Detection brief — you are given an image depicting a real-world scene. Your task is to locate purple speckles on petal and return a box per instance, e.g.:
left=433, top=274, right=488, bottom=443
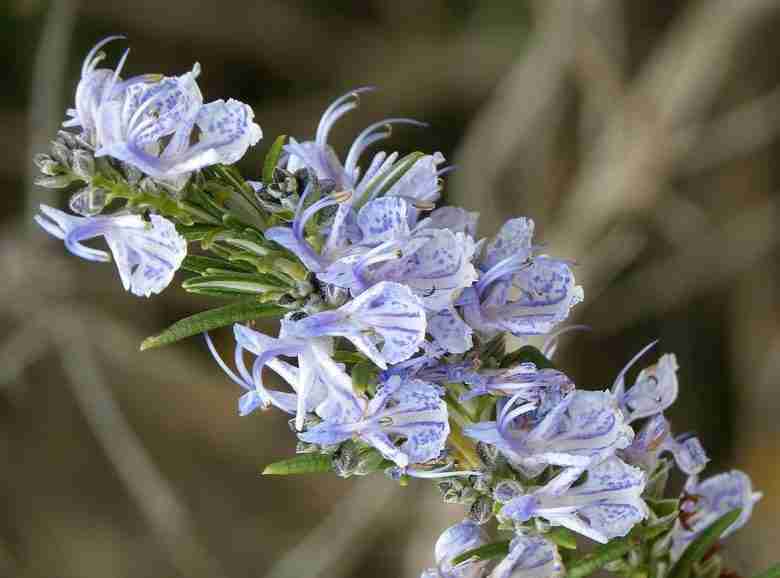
left=35, top=205, right=186, bottom=297
left=356, top=197, right=412, bottom=245
left=670, top=470, right=762, bottom=560
left=300, top=377, right=448, bottom=468
left=502, top=458, right=647, bottom=543
left=489, top=535, right=563, bottom=578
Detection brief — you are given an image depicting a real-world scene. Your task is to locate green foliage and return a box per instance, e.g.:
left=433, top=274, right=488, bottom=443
left=668, top=509, right=742, bottom=578
left=501, top=345, right=557, bottom=369
left=548, top=527, right=578, bottom=550
left=353, top=152, right=425, bottom=208
left=352, top=361, right=379, bottom=395
left=452, top=540, right=511, bottom=566
left=140, top=299, right=287, bottom=350
left=565, top=515, right=678, bottom=578
left=262, top=453, right=333, bottom=475
left=263, top=135, right=287, bottom=185
left=752, top=564, right=780, bottom=578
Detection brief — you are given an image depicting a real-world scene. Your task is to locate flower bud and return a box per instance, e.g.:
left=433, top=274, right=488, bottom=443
left=493, top=479, right=524, bottom=503
left=34, top=174, right=74, bottom=189
left=70, top=149, right=95, bottom=180
left=33, top=153, right=63, bottom=176
left=333, top=445, right=359, bottom=478
left=468, top=495, right=493, bottom=525
left=50, top=139, right=71, bottom=166
left=69, top=186, right=108, bottom=217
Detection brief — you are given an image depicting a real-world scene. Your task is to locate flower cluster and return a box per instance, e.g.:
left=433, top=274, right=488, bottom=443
left=34, top=38, right=767, bottom=578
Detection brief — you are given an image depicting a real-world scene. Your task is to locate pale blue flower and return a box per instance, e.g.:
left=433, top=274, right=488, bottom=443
left=501, top=457, right=648, bottom=543
left=488, top=535, right=563, bottom=578
left=459, top=364, right=574, bottom=403
left=611, top=343, right=679, bottom=422
left=670, top=470, right=762, bottom=560
left=285, top=88, right=444, bottom=206
left=282, top=281, right=427, bottom=369
left=621, top=414, right=709, bottom=476
left=418, top=207, right=479, bottom=237
left=206, top=282, right=426, bottom=426
left=422, top=520, right=490, bottom=578
left=427, top=307, right=474, bottom=354
left=35, top=204, right=186, bottom=297
left=96, top=68, right=262, bottom=181
left=264, top=184, right=354, bottom=272
left=338, top=227, right=479, bottom=311
left=462, top=218, right=583, bottom=339
left=299, top=376, right=450, bottom=469
left=464, top=390, right=633, bottom=477
left=64, top=37, right=262, bottom=185
left=204, top=325, right=332, bottom=417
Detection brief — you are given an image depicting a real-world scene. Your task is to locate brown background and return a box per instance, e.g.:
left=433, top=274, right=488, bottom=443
left=1, top=1, right=779, bottom=576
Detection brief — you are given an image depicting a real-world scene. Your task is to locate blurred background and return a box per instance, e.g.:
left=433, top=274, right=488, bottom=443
left=2, top=0, right=779, bottom=576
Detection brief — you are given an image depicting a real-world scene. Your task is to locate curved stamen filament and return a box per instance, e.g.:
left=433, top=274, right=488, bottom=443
left=315, top=86, right=375, bottom=146
left=344, top=118, right=427, bottom=177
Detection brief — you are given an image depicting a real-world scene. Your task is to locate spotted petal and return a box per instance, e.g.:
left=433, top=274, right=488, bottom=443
left=489, top=535, right=563, bottom=578
left=618, top=353, right=679, bottom=422
left=35, top=205, right=186, bottom=297
left=420, top=206, right=480, bottom=237
left=376, top=229, right=478, bottom=311
left=427, top=308, right=473, bottom=354
left=482, top=217, right=534, bottom=270
left=356, top=196, right=412, bottom=245
left=502, top=458, right=648, bottom=543
left=423, top=520, right=489, bottom=578
left=285, top=281, right=426, bottom=368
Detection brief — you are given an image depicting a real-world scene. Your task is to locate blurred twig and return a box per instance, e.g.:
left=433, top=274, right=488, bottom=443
left=450, top=0, right=576, bottom=234
left=264, top=479, right=404, bottom=578
left=25, top=0, right=76, bottom=230
left=1, top=304, right=230, bottom=578
left=676, top=85, right=780, bottom=176
left=587, top=202, right=778, bottom=335
left=547, top=0, right=780, bottom=262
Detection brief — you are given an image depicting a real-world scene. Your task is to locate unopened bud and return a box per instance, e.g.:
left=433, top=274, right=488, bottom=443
left=33, top=153, right=62, bottom=176
left=468, top=495, right=493, bottom=525
left=50, top=139, right=71, bottom=166
left=476, top=442, right=499, bottom=469
left=34, top=174, right=74, bottom=189
left=333, top=445, right=359, bottom=478
left=123, top=163, right=143, bottom=184
left=69, top=186, right=108, bottom=217
left=493, top=480, right=524, bottom=503
left=70, top=149, right=95, bottom=180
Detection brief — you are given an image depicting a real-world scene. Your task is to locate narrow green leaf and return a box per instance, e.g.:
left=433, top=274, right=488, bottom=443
left=647, top=498, right=680, bottom=519
left=182, top=273, right=290, bottom=294
left=182, top=255, right=255, bottom=275
left=548, top=527, right=578, bottom=550
left=480, top=333, right=506, bottom=360
left=352, top=361, right=379, bottom=395
left=452, top=541, right=511, bottom=566
left=332, top=350, right=369, bottom=364
left=501, top=345, right=556, bottom=369
left=140, top=300, right=286, bottom=350
left=354, top=152, right=424, bottom=208
left=566, top=520, right=682, bottom=578
left=667, top=509, right=742, bottom=578
left=263, top=134, right=287, bottom=185
left=752, top=563, right=780, bottom=578
left=262, top=453, right=332, bottom=475
left=177, top=224, right=223, bottom=241
left=565, top=537, right=637, bottom=578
